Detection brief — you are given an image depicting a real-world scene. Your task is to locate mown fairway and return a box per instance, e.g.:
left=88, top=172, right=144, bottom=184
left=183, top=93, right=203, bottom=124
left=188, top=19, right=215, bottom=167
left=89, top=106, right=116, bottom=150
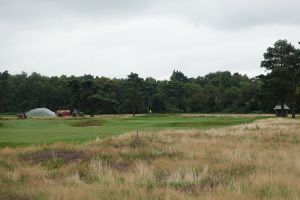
left=0, top=115, right=267, bottom=147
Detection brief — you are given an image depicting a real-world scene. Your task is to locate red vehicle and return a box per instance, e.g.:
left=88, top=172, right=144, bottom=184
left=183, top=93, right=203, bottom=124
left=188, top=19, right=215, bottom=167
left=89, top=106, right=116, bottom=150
left=56, top=110, right=71, bottom=117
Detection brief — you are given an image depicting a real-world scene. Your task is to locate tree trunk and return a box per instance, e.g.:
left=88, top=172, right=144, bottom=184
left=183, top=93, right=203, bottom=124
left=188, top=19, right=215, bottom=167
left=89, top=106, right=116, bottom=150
left=280, top=101, right=285, bottom=117
left=292, top=75, right=296, bottom=119
left=132, top=106, right=136, bottom=117
left=292, top=103, right=296, bottom=119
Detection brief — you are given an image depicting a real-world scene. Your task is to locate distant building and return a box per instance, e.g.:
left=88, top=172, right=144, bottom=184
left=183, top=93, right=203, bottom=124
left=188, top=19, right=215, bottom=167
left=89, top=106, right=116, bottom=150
left=273, top=104, right=290, bottom=117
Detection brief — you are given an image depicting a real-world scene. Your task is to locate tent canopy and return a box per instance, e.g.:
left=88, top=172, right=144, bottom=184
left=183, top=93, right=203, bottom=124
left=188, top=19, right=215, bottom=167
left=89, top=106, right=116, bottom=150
left=26, top=108, right=56, bottom=117
left=273, top=104, right=290, bottom=110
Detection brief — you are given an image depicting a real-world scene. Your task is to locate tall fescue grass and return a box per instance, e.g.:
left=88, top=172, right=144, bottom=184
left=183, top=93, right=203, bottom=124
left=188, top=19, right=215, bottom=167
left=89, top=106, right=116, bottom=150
left=0, top=118, right=299, bottom=200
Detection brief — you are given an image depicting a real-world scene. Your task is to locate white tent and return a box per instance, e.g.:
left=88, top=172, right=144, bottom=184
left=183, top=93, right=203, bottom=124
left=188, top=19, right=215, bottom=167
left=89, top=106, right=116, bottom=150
left=26, top=108, right=56, bottom=117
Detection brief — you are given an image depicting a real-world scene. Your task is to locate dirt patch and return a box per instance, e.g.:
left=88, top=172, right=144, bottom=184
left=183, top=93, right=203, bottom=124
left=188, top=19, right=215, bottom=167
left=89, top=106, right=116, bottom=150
left=20, top=149, right=85, bottom=164
left=72, top=120, right=102, bottom=127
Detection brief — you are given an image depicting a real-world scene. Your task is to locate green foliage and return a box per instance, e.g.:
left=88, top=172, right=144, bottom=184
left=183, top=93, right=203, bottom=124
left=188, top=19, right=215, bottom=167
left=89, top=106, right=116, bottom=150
left=169, top=181, right=195, bottom=191
left=1, top=41, right=300, bottom=115
left=124, top=73, right=144, bottom=116
left=170, top=70, right=188, bottom=83
left=0, top=190, right=33, bottom=200
left=154, top=169, right=170, bottom=184
left=45, top=158, right=65, bottom=170
left=224, top=163, right=257, bottom=178
left=260, top=39, right=300, bottom=116
left=0, top=68, right=289, bottom=115
left=76, top=161, right=99, bottom=183
left=94, top=154, right=114, bottom=165
left=120, top=149, right=182, bottom=161
left=256, top=184, right=273, bottom=199
left=0, top=160, right=14, bottom=170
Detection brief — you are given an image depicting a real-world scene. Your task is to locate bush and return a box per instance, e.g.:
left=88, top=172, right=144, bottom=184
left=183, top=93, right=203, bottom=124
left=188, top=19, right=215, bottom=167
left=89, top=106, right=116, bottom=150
left=0, top=161, right=14, bottom=170
left=121, top=149, right=182, bottom=161
left=45, top=158, right=65, bottom=170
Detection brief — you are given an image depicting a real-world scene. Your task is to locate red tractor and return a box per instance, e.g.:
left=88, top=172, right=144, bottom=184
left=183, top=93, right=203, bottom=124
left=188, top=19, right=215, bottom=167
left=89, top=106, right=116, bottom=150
left=56, top=109, right=84, bottom=117
left=56, top=110, right=71, bottom=117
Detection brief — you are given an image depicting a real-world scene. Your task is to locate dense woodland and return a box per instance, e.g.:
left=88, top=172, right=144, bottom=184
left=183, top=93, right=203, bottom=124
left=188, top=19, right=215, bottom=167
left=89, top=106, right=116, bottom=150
left=1, top=39, right=300, bottom=115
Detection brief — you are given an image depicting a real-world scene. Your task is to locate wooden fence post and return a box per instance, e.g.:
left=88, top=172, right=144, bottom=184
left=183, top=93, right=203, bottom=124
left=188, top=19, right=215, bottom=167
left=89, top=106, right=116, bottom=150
left=136, top=130, right=139, bottom=147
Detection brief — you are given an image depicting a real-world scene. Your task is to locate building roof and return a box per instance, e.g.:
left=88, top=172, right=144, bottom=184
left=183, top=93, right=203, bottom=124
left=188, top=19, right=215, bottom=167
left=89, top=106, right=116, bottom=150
left=273, top=104, right=290, bottom=110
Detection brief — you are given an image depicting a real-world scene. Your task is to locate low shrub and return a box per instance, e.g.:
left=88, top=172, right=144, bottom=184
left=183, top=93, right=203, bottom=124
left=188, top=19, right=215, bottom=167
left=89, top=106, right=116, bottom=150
left=76, top=161, right=99, bottom=184
left=0, top=190, right=32, bottom=200
left=121, top=149, right=183, bottom=161
left=44, top=157, right=65, bottom=170
left=20, top=149, right=85, bottom=164
left=0, top=160, right=14, bottom=170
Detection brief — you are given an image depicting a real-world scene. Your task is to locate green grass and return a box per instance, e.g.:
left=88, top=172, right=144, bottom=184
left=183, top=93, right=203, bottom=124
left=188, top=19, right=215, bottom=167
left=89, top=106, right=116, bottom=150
left=0, top=114, right=268, bottom=147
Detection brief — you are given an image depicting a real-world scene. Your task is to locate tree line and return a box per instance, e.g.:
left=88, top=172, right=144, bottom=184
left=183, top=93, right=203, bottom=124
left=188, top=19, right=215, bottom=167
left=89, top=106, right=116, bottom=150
left=1, top=39, right=300, bottom=116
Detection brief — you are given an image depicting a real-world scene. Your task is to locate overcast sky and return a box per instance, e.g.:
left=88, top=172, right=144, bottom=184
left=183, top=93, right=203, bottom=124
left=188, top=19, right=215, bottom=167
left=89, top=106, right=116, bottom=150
left=1, top=0, right=300, bottom=79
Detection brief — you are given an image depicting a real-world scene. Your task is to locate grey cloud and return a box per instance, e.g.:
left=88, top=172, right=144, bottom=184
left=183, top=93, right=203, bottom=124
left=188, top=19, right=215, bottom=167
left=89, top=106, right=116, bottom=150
left=150, top=0, right=300, bottom=29
left=1, top=0, right=300, bottom=78
left=2, top=0, right=300, bottom=29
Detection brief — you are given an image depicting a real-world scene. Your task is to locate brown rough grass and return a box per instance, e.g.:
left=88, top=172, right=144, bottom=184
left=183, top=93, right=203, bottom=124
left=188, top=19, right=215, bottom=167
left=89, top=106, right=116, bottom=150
left=0, top=117, right=299, bottom=200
